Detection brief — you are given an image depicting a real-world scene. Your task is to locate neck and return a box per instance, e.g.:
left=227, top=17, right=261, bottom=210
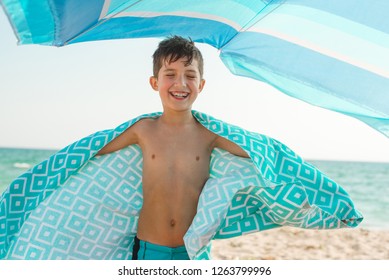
left=159, top=109, right=195, bottom=126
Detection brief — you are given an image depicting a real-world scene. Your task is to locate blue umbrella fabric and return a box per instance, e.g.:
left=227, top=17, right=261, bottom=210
left=1, top=0, right=389, bottom=136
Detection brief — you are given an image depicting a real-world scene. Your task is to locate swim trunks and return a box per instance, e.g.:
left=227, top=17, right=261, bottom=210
left=132, top=236, right=190, bottom=260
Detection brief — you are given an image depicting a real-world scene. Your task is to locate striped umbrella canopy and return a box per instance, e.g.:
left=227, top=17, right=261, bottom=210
left=2, top=0, right=389, bottom=137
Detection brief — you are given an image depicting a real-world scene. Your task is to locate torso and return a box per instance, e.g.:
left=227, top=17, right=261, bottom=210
left=134, top=117, right=217, bottom=247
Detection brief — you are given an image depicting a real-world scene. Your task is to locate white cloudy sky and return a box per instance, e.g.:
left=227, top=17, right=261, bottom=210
left=1, top=9, right=388, bottom=162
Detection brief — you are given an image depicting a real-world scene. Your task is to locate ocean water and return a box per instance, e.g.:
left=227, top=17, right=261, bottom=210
left=0, top=147, right=388, bottom=229
left=309, top=160, right=389, bottom=229
left=0, top=148, right=57, bottom=195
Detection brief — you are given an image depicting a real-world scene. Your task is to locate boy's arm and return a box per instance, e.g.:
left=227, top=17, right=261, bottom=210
left=213, top=136, right=250, bottom=158
left=97, top=125, right=139, bottom=155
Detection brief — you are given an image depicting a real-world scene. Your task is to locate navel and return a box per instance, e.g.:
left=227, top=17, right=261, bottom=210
left=196, top=156, right=200, bottom=161
left=151, top=154, right=155, bottom=159
left=170, top=219, right=176, bottom=227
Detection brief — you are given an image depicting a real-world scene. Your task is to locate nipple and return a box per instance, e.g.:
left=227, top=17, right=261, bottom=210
left=170, top=219, right=176, bottom=227
left=151, top=154, right=156, bottom=159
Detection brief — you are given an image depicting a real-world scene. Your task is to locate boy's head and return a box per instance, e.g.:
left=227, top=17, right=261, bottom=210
left=152, top=36, right=204, bottom=79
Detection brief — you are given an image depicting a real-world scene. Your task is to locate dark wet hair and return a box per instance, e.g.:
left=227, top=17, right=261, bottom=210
left=152, top=35, right=204, bottom=78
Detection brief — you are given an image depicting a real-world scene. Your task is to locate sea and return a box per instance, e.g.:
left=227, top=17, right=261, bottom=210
left=0, top=147, right=388, bottom=230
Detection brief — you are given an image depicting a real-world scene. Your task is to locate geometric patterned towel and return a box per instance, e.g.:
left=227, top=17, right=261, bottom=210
left=0, top=111, right=363, bottom=260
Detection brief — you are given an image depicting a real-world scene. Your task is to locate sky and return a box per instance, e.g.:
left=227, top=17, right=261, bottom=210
left=0, top=9, right=388, bottom=162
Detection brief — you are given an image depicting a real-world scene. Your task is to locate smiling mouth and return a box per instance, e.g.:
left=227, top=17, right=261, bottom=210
left=170, top=92, right=189, bottom=99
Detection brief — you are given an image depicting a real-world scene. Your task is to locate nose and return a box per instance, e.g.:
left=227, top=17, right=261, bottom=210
left=174, top=75, right=187, bottom=87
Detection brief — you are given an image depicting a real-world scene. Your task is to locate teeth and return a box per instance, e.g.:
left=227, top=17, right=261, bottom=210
left=172, top=92, right=188, bottom=97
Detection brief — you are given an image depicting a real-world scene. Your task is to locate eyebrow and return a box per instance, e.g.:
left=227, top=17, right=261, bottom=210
left=163, top=69, right=198, bottom=73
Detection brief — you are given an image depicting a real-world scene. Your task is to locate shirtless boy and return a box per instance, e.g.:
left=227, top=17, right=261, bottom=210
left=98, top=36, right=248, bottom=260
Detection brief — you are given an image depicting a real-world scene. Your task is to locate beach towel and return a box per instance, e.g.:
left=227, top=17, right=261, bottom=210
left=0, top=111, right=363, bottom=260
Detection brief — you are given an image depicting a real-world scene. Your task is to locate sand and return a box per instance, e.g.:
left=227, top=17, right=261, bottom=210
left=211, top=227, right=389, bottom=260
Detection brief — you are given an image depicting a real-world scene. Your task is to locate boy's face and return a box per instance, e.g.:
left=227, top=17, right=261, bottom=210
left=150, top=57, right=205, bottom=113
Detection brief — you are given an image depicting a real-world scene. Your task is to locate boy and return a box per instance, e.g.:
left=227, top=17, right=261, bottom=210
left=98, top=36, right=249, bottom=260
left=0, top=37, right=362, bottom=261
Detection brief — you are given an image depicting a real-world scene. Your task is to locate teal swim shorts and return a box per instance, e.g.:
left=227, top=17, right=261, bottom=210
left=132, top=236, right=190, bottom=260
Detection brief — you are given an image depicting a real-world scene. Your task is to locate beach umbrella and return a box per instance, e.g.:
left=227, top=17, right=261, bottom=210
left=1, top=0, right=389, bottom=137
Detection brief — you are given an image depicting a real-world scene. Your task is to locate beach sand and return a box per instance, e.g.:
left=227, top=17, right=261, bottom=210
left=211, top=227, right=389, bottom=260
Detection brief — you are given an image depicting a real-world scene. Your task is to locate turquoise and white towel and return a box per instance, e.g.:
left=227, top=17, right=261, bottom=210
left=0, top=111, right=363, bottom=259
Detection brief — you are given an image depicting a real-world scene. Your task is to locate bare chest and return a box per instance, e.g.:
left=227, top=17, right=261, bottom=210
left=138, top=122, right=216, bottom=188
left=143, top=132, right=211, bottom=170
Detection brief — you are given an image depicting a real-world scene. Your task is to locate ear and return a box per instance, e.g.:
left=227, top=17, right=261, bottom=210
left=149, top=76, right=158, bottom=91
left=198, top=79, right=206, bottom=93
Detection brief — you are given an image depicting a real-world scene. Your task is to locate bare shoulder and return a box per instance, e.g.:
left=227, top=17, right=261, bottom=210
left=97, top=118, right=156, bottom=155
left=134, top=117, right=157, bottom=129
left=195, top=121, right=219, bottom=143
left=132, top=117, right=158, bottom=136
left=121, top=117, right=160, bottom=141
left=213, top=135, right=250, bottom=158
